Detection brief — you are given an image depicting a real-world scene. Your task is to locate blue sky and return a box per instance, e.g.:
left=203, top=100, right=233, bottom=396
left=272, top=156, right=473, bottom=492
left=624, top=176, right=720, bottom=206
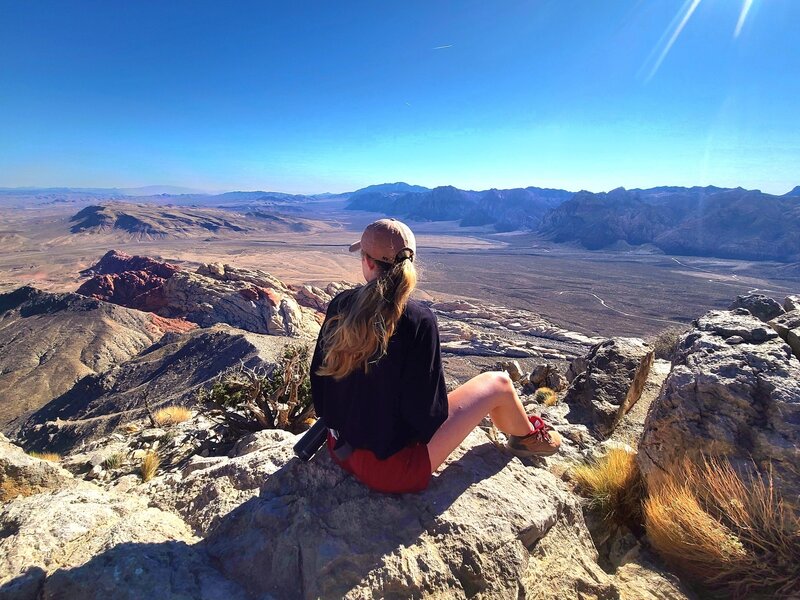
left=1, top=0, right=798, bottom=194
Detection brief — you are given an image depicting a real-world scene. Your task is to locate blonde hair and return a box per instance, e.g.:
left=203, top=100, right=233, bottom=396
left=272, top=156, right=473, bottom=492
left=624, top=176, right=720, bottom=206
left=316, top=251, right=417, bottom=380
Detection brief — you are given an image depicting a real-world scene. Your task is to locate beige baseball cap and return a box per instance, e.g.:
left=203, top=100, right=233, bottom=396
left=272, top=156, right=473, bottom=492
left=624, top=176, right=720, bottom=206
left=349, top=218, right=416, bottom=264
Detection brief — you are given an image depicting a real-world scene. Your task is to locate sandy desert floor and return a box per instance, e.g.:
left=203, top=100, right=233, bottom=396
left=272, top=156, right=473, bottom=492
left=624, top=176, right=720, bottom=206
left=2, top=199, right=798, bottom=338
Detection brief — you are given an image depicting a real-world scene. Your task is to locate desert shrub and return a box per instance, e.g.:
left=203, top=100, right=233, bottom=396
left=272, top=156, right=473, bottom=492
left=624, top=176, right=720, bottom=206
left=572, top=447, right=644, bottom=527
left=102, top=453, right=125, bottom=470
left=200, top=344, right=314, bottom=435
left=28, top=451, right=60, bottom=462
left=140, top=451, right=160, bottom=482
left=644, top=457, right=800, bottom=599
left=153, top=405, right=192, bottom=427
left=648, top=325, right=688, bottom=362
left=533, top=387, right=558, bottom=406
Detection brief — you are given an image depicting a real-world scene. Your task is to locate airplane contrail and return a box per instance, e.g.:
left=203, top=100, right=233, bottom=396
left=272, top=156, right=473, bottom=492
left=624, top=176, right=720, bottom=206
left=432, top=44, right=453, bottom=50
left=646, top=0, right=702, bottom=82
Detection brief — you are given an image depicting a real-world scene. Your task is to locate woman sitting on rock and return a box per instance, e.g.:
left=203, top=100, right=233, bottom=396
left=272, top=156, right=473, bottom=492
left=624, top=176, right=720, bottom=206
left=310, top=218, right=560, bottom=494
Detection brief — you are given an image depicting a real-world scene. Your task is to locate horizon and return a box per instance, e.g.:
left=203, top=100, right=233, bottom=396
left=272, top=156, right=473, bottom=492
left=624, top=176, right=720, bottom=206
left=1, top=180, right=799, bottom=198
left=2, top=1, right=799, bottom=195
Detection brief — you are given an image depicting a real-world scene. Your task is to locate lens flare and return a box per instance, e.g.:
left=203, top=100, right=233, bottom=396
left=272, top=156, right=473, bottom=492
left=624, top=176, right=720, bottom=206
left=645, top=0, right=703, bottom=82
left=734, top=0, right=754, bottom=38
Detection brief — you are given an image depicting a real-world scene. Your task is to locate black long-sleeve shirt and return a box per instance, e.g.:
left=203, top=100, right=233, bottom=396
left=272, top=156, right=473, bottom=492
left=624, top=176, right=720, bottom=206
left=310, top=289, right=449, bottom=460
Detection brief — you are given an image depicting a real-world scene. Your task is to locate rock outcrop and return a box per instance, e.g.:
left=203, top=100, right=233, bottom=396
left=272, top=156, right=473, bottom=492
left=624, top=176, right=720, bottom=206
left=638, top=309, right=800, bottom=510
left=770, top=309, right=800, bottom=361
left=77, top=249, right=180, bottom=312
left=0, top=286, right=193, bottom=432
left=784, top=295, right=800, bottom=312
left=728, top=293, right=785, bottom=322
left=203, top=430, right=616, bottom=599
left=18, top=324, right=299, bottom=453
left=563, top=338, right=654, bottom=438
left=0, top=486, right=247, bottom=600
left=78, top=252, right=321, bottom=338
left=432, top=299, right=601, bottom=360
left=0, top=433, right=76, bottom=501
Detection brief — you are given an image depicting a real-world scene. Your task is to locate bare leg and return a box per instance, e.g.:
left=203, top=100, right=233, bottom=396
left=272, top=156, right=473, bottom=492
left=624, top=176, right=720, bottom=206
left=426, top=371, right=532, bottom=472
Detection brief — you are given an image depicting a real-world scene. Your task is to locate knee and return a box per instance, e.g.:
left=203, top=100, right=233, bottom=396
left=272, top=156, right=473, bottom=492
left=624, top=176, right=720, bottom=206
left=486, top=370, right=515, bottom=397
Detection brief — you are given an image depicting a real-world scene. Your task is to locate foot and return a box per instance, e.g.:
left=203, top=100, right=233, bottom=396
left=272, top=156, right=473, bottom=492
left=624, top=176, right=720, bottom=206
left=506, top=415, right=561, bottom=457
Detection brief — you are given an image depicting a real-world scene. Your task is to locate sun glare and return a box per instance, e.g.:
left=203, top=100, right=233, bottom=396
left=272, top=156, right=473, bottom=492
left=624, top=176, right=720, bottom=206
left=734, top=0, right=754, bottom=38
left=645, top=0, right=758, bottom=82
left=645, top=0, right=703, bottom=82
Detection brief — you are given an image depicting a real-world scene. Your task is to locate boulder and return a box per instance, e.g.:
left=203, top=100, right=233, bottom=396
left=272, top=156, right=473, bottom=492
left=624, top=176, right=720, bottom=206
left=203, top=430, right=616, bottom=599
left=0, top=434, right=76, bottom=501
left=784, top=295, right=800, bottom=312
left=0, top=487, right=246, bottom=600
left=638, top=310, right=800, bottom=511
left=565, top=355, right=588, bottom=383
left=728, top=293, right=784, bottom=322
left=495, top=359, right=524, bottom=382
left=563, top=338, right=654, bottom=438
left=770, top=309, right=800, bottom=361
left=529, top=364, right=568, bottom=391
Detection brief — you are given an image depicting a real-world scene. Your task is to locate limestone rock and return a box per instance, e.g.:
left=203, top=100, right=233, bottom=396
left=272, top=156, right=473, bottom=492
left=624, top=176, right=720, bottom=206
left=495, top=360, right=523, bottom=382
left=564, top=338, right=654, bottom=439
left=613, top=558, right=696, bottom=600
left=566, top=354, right=588, bottom=383
left=784, top=294, right=800, bottom=312
left=770, top=309, right=800, bottom=361
left=77, top=252, right=320, bottom=337
left=291, top=281, right=353, bottom=312
left=638, top=310, right=800, bottom=510
left=204, top=430, right=615, bottom=599
left=161, top=266, right=320, bottom=337
left=0, top=487, right=246, bottom=600
left=529, top=364, right=569, bottom=391
left=0, top=433, right=76, bottom=501
left=142, top=429, right=298, bottom=535
left=728, top=293, right=784, bottom=322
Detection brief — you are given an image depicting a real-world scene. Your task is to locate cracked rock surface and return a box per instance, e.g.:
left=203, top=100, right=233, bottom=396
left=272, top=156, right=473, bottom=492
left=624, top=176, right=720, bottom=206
left=638, top=309, right=800, bottom=510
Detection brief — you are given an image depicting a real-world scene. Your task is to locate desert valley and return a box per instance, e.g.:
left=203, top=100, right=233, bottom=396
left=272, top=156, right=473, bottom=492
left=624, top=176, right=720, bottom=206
left=1, top=183, right=799, bottom=599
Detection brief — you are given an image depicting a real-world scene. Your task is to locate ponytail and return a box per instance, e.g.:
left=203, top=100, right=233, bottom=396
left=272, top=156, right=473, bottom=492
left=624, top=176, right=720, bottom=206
left=316, top=250, right=417, bottom=380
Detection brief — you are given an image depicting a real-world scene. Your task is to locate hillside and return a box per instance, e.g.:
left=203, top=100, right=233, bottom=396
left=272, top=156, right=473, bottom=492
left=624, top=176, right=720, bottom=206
left=346, top=185, right=571, bottom=229
left=68, top=202, right=327, bottom=239
left=0, top=286, right=194, bottom=431
left=541, top=187, right=800, bottom=261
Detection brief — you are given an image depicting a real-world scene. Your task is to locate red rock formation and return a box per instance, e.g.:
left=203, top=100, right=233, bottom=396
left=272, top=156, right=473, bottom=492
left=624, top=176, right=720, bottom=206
left=80, top=249, right=181, bottom=279
left=76, top=250, right=180, bottom=312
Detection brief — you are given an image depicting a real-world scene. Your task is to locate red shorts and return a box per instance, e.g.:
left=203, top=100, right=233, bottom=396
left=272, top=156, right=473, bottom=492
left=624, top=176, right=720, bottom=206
left=326, top=433, right=432, bottom=494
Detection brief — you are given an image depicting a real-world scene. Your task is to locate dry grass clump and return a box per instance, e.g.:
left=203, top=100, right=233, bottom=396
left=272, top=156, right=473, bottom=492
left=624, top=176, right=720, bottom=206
left=153, top=405, right=192, bottom=427
left=102, top=453, right=125, bottom=470
left=644, top=457, right=800, bottom=599
left=140, top=451, right=160, bottom=482
left=648, top=325, right=688, bottom=362
left=1, top=478, right=35, bottom=502
left=28, top=451, right=61, bottom=462
left=572, top=447, right=644, bottom=526
left=533, top=387, right=558, bottom=407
